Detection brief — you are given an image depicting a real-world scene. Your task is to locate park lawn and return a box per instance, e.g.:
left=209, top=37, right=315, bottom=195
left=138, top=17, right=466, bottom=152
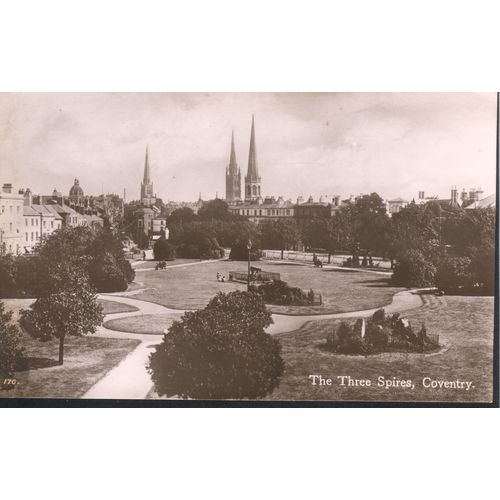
left=0, top=299, right=141, bottom=399
left=125, top=260, right=404, bottom=314
left=98, top=299, right=139, bottom=315
left=104, top=312, right=184, bottom=335
left=263, top=296, right=494, bottom=403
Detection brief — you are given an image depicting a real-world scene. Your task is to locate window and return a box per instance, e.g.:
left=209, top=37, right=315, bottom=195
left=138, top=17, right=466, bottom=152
left=31, top=219, right=34, bottom=226
left=1, top=206, right=4, bottom=213
left=25, top=232, right=28, bottom=242
left=9, top=222, right=12, bottom=232
left=51, top=221, right=54, bottom=228
left=17, top=206, right=20, bottom=213
left=31, top=232, right=33, bottom=241
left=25, top=219, right=28, bottom=226
left=9, top=205, right=12, bottom=213
left=43, top=221, right=46, bottom=228
left=35, top=232, right=38, bottom=239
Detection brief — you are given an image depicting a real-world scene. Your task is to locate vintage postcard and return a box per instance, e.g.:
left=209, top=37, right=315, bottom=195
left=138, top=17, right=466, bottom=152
left=0, top=92, right=497, bottom=406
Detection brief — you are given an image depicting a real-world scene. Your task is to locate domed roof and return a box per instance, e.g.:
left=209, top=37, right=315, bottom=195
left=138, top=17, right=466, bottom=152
left=69, top=178, right=84, bottom=197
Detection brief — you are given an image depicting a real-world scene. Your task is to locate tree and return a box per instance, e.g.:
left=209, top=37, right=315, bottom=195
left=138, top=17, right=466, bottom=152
left=0, top=301, right=23, bottom=378
left=167, top=207, right=198, bottom=225
left=435, top=256, right=473, bottom=294
left=20, top=264, right=104, bottom=365
left=261, top=219, right=300, bottom=259
left=0, top=255, right=18, bottom=298
left=148, top=290, right=284, bottom=399
left=153, top=237, right=176, bottom=261
left=197, top=199, right=232, bottom=221
left=351, top=193, right=390, bottom=256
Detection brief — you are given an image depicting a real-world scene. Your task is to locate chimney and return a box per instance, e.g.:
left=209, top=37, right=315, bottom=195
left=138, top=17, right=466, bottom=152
left=469, top=188, right=476, bottom=201
left=296, top=196, right=304, bottom=205
left=418, top=190, right=425, bottom=200
left=2, top=183, right=12, bottom=194
left=451, top=186, right=458, bottom=204
left=24, top=188, right=32, bottom=207
left=461, top=189, right=467, bottom=202
left=333, top=195, right=340, bottom=206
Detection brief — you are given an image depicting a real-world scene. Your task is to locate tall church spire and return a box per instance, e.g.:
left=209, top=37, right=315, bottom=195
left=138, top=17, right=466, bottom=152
left=244, top=115, right=261, bottom=201
left=247, top=115, right=259, bottom=180
left=140, top=145, right=155, bottom=206
left=143, top=145, right=151, bottom=184
left=225, top=130, right=241, bottom=201
left=229, top=130, right=237, bottom=171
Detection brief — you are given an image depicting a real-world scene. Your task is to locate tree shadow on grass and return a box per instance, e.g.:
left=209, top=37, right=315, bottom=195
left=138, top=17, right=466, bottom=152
left=16, top=357, right=59, bottom=371
left=354, top=277, right=394, bottom=288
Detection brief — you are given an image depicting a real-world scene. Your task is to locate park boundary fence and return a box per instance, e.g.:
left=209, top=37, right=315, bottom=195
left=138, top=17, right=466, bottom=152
left=260, top=250, right=391, bottom=269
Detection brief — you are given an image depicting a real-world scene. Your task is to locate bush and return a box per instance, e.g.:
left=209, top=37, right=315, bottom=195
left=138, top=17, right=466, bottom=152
left=324, top=308, right=439, bottom=355
left=0, top=301, right=23, bottom=379
left=177, top=237, right=224, bottom=260
left=148, top=290, right=284, bottom=399
left=435, top=256, right=473, bottom=294
left=251, top=280, right=313, bottom=306
left=469, top=244, right=495, bottom=295
left=393, top=249, right=437, bottom=287
left=153, top=237, right=176, bottom=261
left=229, top=241, right=261, bottom=261
left=0, top=255, right=18, bottom=298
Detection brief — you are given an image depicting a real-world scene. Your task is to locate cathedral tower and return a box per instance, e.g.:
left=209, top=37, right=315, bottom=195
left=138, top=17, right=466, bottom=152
left=245, top=115, right=261, bottom=201
left=140, top=146, right=155, bottom=206
left=225, top=130, right=241, bottom=201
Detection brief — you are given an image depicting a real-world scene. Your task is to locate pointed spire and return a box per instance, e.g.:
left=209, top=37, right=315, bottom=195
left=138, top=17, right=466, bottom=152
left=143, top=145, right=151, bottom=184
left=229, top=129, right=237, bottom=170
left=247, top=115, right=259, bottom=180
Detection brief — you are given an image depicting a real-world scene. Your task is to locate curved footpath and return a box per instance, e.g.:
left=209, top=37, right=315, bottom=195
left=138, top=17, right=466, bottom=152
left=82, top=284, right=428, bottom=399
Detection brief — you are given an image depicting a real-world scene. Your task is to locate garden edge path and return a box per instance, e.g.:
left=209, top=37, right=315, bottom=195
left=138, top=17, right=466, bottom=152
left=82, top=288, right=429, bottom=399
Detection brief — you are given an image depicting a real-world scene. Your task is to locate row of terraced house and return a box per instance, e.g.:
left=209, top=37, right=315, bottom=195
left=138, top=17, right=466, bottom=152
left=0, top=182, right=104, bottom=255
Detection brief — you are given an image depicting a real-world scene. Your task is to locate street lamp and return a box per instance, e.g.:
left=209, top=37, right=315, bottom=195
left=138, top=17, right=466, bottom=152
left=247, top=239, right=252, bottom=291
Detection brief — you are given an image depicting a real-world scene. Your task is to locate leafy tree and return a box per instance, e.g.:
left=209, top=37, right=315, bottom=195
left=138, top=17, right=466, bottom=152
left=197, top=199, right=232, bottom=221
left=153, top=237, right=176, bottom=261
left=148, top=290, right=284, bottom=399
left=0, top=301, right=23, bottom=378
left=261, top=219, right=300, bottom=259
left=351, top=193, right=390, bottom=256
left=20, top=264, right=104, bottom=365
left=167, top=207, right=198, bottom=225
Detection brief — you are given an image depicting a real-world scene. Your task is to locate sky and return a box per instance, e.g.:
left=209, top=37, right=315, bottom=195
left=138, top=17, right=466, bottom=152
left=0, top=92, right=497, bottom=203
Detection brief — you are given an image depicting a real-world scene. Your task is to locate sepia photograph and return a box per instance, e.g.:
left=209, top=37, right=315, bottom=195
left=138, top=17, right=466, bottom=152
left=0, top=92, right=497, bottom=405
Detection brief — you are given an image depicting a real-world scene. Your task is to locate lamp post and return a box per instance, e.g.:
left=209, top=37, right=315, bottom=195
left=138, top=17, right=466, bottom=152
left=247, top=239, right=252, bottom=291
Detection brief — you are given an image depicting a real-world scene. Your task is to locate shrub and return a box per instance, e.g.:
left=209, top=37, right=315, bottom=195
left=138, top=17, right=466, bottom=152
left=177, top=238, right=224, bottom=260
left=0, top=301, right=23, bottom=379
left=393, top=249, right=437, bottom=287
left=153, top=237, right=176, bottom=261
left=0, top=255, right=18, bottom=298
left=148, top=290, right=284, bottom=399
left=324, top=308, right=438, bottom=355
left=469, top=244, right=495, bottom=295
left=251, top=280, right=313, bottom=306
left=229, top=241, right=261, bottom=261
left=435, top=256, right=473, bottom=294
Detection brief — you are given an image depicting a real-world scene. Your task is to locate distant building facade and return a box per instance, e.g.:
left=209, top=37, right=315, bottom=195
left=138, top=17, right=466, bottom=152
left=0, top=183, right=24, bottom=255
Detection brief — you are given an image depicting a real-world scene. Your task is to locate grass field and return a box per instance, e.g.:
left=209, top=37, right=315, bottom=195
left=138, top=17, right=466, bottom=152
left=98, top=299, right=138, bottom=315
left=124, top=260, right=403, bottom=314
left=263, top=296, right=494, bottom=403
left=104, top=312, right=184, bottom=334
left=0, top=299, right=141, bottom=399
